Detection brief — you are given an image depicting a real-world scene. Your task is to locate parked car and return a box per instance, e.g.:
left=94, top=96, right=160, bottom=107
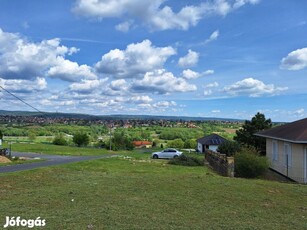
left=152, top=148, right=182, bottom=159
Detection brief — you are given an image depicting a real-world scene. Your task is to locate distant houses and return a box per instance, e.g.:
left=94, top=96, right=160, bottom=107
left=197, top=134, right=226, bottom=153
left=255, top=118, right=307, bottom=184
left=132, top=141, right=153, bottom=148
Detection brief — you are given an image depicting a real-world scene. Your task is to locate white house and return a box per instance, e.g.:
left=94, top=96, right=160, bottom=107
left=197, top=134, right=227, bottom=153
left=255, top=118, right=307, bottom=184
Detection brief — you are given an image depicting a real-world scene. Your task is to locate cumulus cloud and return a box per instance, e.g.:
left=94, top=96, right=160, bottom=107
left=73, top=0, right=260, bottom=31
left=0, top=77, right=47, bottom=93
left=0, top=28, right=96, bottom=82
left=182, top=69, right=214, bottom=79
left=130, top=95, right=153, bottom=104
left=95, top=40, right=176, bottom=78
left=223, top=78, right=288, bottom=97
left=204, top=30, right=219, bottom=44
left=131, top=69, right=197, bottom=94
left=178, top=50, right=199, bottom=68
left=280, top=47, right=307, bottom=70
left=69, top=78, right=108, bottom=94
left=47, top=57, right=97, bottom=82
left=182, top=69, right=201, bottom=79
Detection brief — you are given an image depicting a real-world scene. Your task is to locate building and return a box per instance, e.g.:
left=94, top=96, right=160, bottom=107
left=255, top=118, right=307, bottom=184
left=197, top=134, right=227, bottom=153
left=132, top=141, right=153, bottom=148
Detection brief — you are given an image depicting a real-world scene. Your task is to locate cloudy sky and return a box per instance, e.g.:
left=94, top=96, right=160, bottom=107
left=0, top=0, right=306, bottom=121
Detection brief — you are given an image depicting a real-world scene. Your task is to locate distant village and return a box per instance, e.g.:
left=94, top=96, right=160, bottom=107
left=0, top=115, right=241, bottom=128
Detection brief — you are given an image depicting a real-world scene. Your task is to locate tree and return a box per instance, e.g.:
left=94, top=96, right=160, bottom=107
left=0, top=130, right=3, bottom=140
left=53, top=133, right=68, bottom=146
left=168, top=138, right=184, bottom=149
left=234, top=112, right=272, bottom=154
left=217, top=141, right=241, bottom=156
left=184, top=139, right=197, bottom=149
left=73, top=133, right=90, bottom=147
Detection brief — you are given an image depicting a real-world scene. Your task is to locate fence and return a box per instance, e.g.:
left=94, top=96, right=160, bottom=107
left=205, top=150, right=234, bottom=177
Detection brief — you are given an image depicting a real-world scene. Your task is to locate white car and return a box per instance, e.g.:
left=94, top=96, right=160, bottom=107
left=152, top=148, right=182, bottom=159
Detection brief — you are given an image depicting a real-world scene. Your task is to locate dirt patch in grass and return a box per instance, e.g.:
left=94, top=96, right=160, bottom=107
left=0, top=156, right=11, bottom=163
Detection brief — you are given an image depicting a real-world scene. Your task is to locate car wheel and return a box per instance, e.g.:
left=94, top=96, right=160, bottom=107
left=173, top=155, right=179, bottom=159
left=152, top=154, right=158, bottom=159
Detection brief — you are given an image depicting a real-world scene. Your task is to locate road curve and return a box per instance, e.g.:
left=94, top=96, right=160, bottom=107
left=0, top=152, right=117, bottom=174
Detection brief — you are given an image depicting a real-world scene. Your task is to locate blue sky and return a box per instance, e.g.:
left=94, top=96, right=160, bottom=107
left=0, top=0, right=306, bottom=122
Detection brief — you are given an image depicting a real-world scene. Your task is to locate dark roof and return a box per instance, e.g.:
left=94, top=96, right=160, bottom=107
left=197, top=134, right=227, bottom=145
left=255, top=118, right=307, bottom=143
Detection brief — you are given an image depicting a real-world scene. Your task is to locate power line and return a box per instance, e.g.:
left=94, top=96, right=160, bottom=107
left=0, top=85, right=45, bottom=115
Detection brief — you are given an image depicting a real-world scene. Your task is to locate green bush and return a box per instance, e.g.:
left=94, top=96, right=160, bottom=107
left=168, top=154, right=203, bottom=167
left=73, top=133, right=90, bottom=147
left=217, top=141, right=241, bottom=156
left=52, top=134, right=68, bottom=146
left=234, top=150, right=269, bottom=178
left=168, top=138, right=184, bottom=149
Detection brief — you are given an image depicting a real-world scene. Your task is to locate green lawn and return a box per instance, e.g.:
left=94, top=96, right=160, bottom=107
left=2, top=142, right=111, bottom=156
left=0, top=152, right=306, bottom=229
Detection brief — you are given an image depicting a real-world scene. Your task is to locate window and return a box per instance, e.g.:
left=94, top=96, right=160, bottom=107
left=272, top=140, right=278, bottom=161
left=284, top=143, right=292, bottom=167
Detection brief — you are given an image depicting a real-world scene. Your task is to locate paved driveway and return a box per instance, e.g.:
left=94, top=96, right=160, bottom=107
left=0, top=152, right=116, bottom=174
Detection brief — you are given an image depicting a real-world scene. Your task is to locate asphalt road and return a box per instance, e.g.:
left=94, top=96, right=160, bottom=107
left=0, top=152, right=116, bottom=174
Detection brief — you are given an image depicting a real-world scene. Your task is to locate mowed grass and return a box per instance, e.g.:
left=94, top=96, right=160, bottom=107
left=0, top=154, right=307, bottom=229
left=2, top=142, right=111, bottom=156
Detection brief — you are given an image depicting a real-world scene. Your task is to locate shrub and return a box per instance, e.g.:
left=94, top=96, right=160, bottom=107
left=168, top=154, right=203, bottom=167
left=217, top=141, right=241, bottom=156
left=73, top=133, right=90, bottom=147
left=53, top=134, right=68, bottom=146
left=234, top=149, right=269, bottom=178
left=168, top=138, right=184, bottom=149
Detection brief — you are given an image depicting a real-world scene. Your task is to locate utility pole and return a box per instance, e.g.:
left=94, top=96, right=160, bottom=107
left=109, top=126, right=112, bottom=151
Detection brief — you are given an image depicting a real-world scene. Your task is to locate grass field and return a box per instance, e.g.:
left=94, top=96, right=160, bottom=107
left=0, top=150, right=307, bottom=229
left=2, top=142, right=111, bottom=156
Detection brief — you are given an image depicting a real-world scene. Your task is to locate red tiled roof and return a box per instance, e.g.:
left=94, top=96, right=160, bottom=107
left=132, top=141, right=152, bottom=146
left=255, top=118, right=307, bottom=143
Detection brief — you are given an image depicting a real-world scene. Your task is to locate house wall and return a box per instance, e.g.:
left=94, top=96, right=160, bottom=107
left=197, top=143, right=203, bottom=153
left=266, top=138, right=307, bottom=183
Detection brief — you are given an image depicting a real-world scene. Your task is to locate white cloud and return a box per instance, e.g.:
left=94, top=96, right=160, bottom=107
left=205, top=82, right=219, bottom=88
left=0, top=28, right=95, bottom=82
left=204, top=30, right=219, bottom=44
left=203, top=69, right=215, bottom=75
left=131, top=69, right=197, bottom=94
left=73, top=0, right=259, bottom=31
left=153, top=101, right=177, bottom=108
left=204, top=89, right=212, bottom=96
left=115, top=21, right=133, bottom=32
left=95, top=39, right=176, bottom=78
left=182, top=69, right=214, bottom=79
left=130, top=95, right=153, bottom=104
left=182, top=69, right=201, bottom=79
left=223, top=78, right=288, bottom=97
left=293, top=108, right=305, bottom=117
left=69, top=78, right=108, bottom=94
left=280, top=47, right=307, bottom=70
left=178, top=50, right=199, bottom=68
left=211, top=109, right=221, bottom=113
left=47, top=57, right=97, bottom=82
left=0, top=77, right=47, bottom=93
left=233, top=0, right=260, bottom=9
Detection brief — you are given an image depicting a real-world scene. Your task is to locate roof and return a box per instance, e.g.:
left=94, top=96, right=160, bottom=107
left=197, top=134, right=227, bottom=145
left=255, top=118, right=307, bottom=143
left=132, top=141, right=152, bottom=146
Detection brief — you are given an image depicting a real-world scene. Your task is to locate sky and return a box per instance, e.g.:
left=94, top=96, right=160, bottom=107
left=0, top=0, right=306, bottom=122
